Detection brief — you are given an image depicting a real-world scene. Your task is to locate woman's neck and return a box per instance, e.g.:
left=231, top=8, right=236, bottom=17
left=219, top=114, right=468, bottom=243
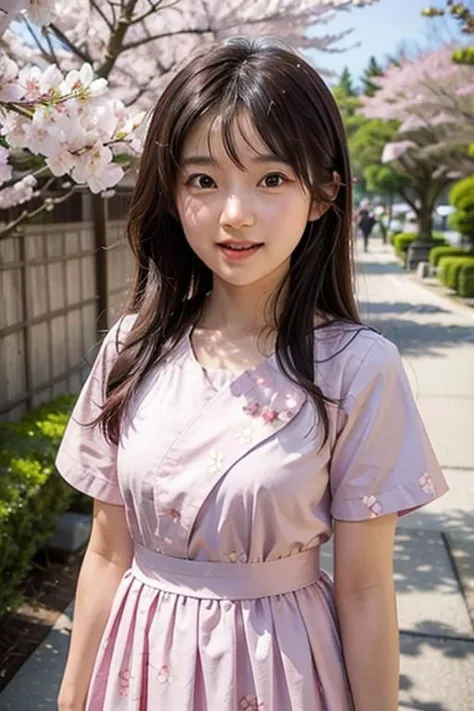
left=198, top=266, right=288, bottom=335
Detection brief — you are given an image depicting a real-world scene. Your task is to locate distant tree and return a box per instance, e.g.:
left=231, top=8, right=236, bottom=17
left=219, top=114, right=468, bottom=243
left=349, top=118, right=411, bottom=214
left=423, top=1, right=474, bottom=35
left=339, top=66, right=357, bottom=96
left=361, top=45, right=473, bottom=241
left=423, top=2, right=474, bottom=64
left=361, top=55, right=384, bottom=96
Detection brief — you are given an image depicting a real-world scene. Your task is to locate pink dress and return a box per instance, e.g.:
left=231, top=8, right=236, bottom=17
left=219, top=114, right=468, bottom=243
left=55, top=315, right=448, bottom=711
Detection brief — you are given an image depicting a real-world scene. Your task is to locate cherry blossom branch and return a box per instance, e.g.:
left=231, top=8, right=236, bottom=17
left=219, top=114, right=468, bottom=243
left=43, top=23, right=61, bottom=66
left=90, top=0, right=115, bottom=32
left=0, top=181, right=78, bottom=240
left=121, top=25, right=214, bottom=52
left=24, top=18, right=54, bottom=63
left=49, top=23, right=93, bottom=65
left=129, top=0, right=182, bottom=26
left=98, top=0, right=140, bottom=78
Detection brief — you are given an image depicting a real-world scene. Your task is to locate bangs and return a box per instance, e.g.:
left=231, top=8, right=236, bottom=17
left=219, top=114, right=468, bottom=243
left=162, top=38, right=342, bottom=203
left=199, top=104, right=311, bottom=190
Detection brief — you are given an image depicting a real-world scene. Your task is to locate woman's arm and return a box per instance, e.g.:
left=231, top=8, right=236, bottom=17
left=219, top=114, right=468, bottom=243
left=334, top=513, right=399, bottom=711
left=57, top=500, right=133, bottom=711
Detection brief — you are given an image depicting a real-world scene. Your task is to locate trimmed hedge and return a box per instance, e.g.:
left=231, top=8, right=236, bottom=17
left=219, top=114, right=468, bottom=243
left=459, top=263, right=474, bottom=298
left=429, top=246, right=469, bottom=267
left=0, top=394, right=78, bottom=616
left=448, top=176, right=474, bottom=245
left=393, top=232, right=446, bottom=257
left=438, top=256, right=474, bottom=291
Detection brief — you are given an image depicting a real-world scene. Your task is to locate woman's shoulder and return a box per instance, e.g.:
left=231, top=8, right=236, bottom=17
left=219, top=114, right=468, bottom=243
left=314, top=320, right=401, bottom=396
left=102, top=313, right=138, bottom=347
left=94, top=314, right=138, bottom=366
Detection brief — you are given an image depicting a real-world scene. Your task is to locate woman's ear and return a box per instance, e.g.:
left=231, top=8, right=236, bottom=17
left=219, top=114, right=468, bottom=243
left=308, top=171, right=341, bottom=222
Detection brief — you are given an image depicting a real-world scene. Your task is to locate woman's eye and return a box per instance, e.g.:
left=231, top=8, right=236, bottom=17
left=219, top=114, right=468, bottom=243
left=261, top=173, right=286, bottom=188
left=187, top=174, right=216, bottom=189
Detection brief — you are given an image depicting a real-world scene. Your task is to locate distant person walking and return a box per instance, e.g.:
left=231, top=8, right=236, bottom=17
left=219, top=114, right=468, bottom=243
left=357, top=199, right=376, bottom=252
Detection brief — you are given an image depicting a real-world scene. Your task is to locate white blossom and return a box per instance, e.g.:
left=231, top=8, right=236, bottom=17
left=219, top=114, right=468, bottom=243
left=0, top=52, right=23, bottom=101
left=46, top=148, right=76, bottom=176
left=0, top=173, right=37, bottom=208
left=0, top=110, right=29, bottom=148
left=60, top=64, right=108, bottom=103
left=381, top=141, right=415, bottom=163
left=71, top=142, right=124, bottom=193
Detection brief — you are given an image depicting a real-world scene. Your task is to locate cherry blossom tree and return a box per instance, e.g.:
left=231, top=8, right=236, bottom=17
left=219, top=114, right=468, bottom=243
left=361, top=45, right=474, bottom=242
left=0, top=0, right=377, bottom=236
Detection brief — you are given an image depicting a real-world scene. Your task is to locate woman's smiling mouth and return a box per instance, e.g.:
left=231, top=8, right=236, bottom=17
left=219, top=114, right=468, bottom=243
left=217, top=240, right=264, bottom=260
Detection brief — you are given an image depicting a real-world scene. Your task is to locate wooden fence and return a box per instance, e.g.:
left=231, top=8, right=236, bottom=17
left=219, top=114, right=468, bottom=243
left=0, top=191, right=133, bottom=421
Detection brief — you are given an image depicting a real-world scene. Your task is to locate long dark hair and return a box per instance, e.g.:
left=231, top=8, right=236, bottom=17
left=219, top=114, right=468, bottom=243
left=99, top=36, right=361, bottom=445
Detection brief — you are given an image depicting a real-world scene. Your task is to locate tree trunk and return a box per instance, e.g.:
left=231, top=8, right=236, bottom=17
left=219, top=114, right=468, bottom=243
left=417, top=205, right=433, bottom=242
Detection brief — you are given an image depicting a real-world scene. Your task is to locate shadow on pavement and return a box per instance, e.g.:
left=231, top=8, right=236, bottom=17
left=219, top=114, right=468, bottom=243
left=359, top=316, right=474, bottom=356
left=356, top=260, right=405, bottom=275
left=360, top=301, right=450, bottom=316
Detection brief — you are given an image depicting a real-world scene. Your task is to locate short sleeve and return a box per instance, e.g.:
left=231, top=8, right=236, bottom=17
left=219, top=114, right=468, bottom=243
left=55, top=316, right=134, bottom=505
left=330, top=336, right=449, bottom=521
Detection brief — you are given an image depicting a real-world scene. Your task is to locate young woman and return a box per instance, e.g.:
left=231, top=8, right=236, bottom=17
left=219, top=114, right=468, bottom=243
left=56, top=36, right=448, bottom=711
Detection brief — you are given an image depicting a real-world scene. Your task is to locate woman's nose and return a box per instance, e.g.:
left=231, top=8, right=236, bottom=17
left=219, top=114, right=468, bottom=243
left=219, top=193, right=255, bottom=229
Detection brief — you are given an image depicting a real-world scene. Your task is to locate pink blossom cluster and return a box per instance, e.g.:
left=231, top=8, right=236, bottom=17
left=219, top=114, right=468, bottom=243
left=0, top=173, right=37, bottom=209
left=361, top=45, right=474, bottom=163
left=0, top=55, right=145, bottom=204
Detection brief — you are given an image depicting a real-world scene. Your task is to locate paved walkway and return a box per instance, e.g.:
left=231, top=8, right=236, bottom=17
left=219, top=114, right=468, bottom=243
left=1, top=239, right=474, bottom=710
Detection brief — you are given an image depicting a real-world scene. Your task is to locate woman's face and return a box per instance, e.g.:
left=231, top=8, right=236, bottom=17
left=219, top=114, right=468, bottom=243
left=175, top=111, right=321, bottom=289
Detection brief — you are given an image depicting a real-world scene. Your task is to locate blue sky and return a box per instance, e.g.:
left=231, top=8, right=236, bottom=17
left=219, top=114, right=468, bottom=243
left=311, top=0, right=465, bottom=87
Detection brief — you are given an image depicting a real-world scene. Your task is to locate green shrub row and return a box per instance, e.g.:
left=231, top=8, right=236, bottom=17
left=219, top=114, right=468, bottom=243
left=393, top=232, right=446, bottom=258
left=459, top=264, right=474, bottom=298
left=0, top=394, right=78, bottom=616
left=438, top=256, right=474, bottom=295
left=429, top=245, right=469, bottom=267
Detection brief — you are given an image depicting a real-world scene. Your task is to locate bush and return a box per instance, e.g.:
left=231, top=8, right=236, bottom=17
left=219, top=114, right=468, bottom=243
left=0, top=394, right=78, bottom=616
left=429, top=246, right=469, bottom=267
left=393, top=232, right=417, bottom=256
left=449, top=176, right=474, bottom=246
left=438, top=256, right=474, bottom=291
left=393, top=232, right=446, bottom=257
left=459, top=263, right=474, bottom=298
left=389, top=229, right=403, bottom=246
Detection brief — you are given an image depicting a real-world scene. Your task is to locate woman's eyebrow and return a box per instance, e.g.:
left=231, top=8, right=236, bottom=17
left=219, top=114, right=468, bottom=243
left=181, top=153, right=287, bottom=168
left=181, top=155, right=216, bottom=167
left=252, top=153, right=287, bottom=164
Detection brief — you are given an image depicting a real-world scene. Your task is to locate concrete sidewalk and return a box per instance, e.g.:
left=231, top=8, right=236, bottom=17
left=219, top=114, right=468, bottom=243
left=1, top=239, right=474, bottom=710
left=355, top=240, right=474, bottom=710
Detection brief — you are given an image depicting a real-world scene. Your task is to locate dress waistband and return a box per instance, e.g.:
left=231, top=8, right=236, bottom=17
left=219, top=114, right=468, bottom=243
left=131, top=543, right=321, bottom=601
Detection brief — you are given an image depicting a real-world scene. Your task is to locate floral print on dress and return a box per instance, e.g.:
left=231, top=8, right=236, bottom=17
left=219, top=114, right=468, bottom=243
left=208, top=448, right=224, bottom=474
left=118, top=668, right=130, bottom=697
left=227, top=550, right=248, bottom=563
left=168, top=507, right=181, bottom=523
left=148, top=661, right=172, bottom=685
left=244, top=400, right=282, bottom=426
left=157, top=665, right=172, bottom=684
left=237, top=426, right=254, bottom=444
left=362, top=494, right=383, bottom=518
left=239, top=695, right=264, bottom=710
left=243, top=402, right=261, bottom=417
left=419, top=472, right=436, bottom=496
left=261, top=406, right=280, bottom=423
